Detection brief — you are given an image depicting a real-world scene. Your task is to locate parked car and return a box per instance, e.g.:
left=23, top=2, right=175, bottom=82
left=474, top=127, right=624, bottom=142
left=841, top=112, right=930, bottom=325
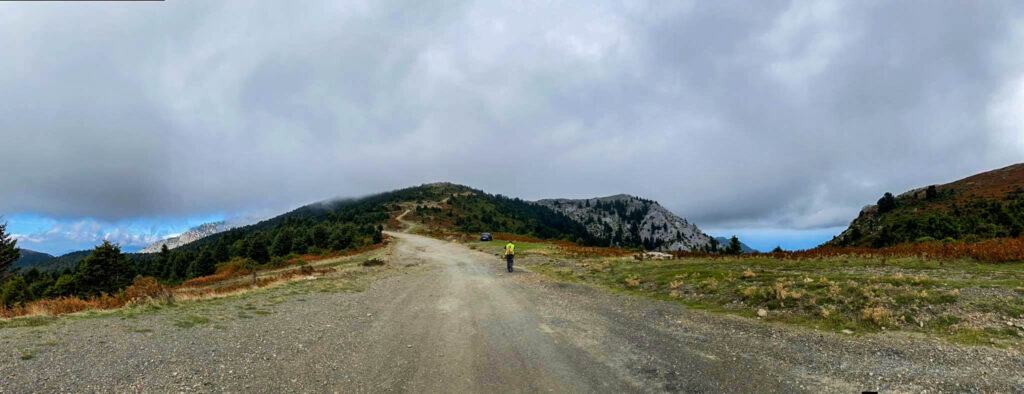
left=480, top=232, right=492, bottom=241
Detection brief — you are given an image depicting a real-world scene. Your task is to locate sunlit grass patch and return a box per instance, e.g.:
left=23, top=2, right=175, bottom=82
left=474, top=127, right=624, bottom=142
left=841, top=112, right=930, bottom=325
left=526, top=253, right=1024, bottom=347
left=0, top=316, right=57, bottom=330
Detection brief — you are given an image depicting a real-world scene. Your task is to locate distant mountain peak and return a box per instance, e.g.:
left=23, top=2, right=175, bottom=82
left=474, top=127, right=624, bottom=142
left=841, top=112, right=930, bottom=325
left=12, top=249, right=55, bottom=270
left=714, top=237, right=758, bottom=253
left=536, top=196, right=714, bottom=251
left=140, top=221, right=235, bottom=253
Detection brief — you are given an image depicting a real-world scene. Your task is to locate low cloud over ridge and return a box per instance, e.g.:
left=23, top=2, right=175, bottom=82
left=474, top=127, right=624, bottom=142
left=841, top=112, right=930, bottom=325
left=1, top=1, right=1022, bottom=238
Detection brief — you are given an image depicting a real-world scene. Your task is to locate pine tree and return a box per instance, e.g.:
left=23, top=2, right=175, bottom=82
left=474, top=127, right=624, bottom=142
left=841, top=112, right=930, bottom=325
left=877, top=192, right=897, bottom=214
left=214, top=241, right=230, bottom=263
left=312, top=225, right=330, bottom=249
left=189, top=250, right=217, bottom=278
left=0, top=220, right=21, bottom=284
left=157, top=244, right=173, bottom=279
left=271, top=230, right=293, bottom=257
left=0, top=276, right=32, bottom=307
left=771, top=246, right=784, bottom=253
left=74, top=241, right=135, bottom=297
left=46, top=274, right=76, bottom=298
left=170, top=252, right=191, bottom=281
left=329, top=225, right=355, bottom=250
left=291, top=231, right=310, bottom=255
left=22, top=267, right=41, bottom=284
left=726, top=236, right=743, bottom=255
left=248, top=235, right=270, bottom=264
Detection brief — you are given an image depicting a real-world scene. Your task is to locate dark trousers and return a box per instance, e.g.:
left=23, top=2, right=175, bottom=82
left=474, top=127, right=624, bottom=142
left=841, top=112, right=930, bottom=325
left=506, top=255, right=514, bottom=272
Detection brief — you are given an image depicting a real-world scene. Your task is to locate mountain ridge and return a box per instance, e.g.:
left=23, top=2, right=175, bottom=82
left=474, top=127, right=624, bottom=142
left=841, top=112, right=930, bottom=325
left=140, top=221, right=235, bottom=253
left=714, top=237, right=757, bottom=253
left=11, top=249, right=55, bottom=270
left=829, top=163, right=1024, bottom=247
left=13, top=183, right=718, bottom=271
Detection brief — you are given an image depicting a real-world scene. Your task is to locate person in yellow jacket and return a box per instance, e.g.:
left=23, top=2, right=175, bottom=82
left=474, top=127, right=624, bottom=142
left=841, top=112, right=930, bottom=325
left=503, top=241, right=515, bottom=272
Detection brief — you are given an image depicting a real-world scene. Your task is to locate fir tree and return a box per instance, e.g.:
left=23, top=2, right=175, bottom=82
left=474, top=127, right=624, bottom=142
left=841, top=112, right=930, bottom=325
left=726, top=236, right=743, bottom=255
left=158, top=244, right=172, bottom=279
left=189, top=250, right=217, bottom=278
left=877, top=192, right=897, bottom=214
left=170, top=252, right=192, bottom=281
left=291, top=231, right=310, bottom=255
left=46, top=274, right=76, bottom=298
left=0, top=220, right=20, bottom=284
left=0, top=276, right=32, bottom=307
left=271, top=230, right=293, bottom=257
left=248, top=235, right=270, bottom=264
left=214, top=241, right=230, bottom=263
left=312, top=225, right=330, bottom=249
left=74, top=241, right=135, bottom=297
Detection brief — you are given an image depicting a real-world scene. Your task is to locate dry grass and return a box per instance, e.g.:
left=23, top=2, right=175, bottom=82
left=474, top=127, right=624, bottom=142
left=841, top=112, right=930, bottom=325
left=528, top=250, right=1024, bottom=348
left=1, top=261, right=343, bottom=320
left=861, top=306, right=894, bottom=325
left=770, top=236, right=1024, bottom=263
left=672, top=237, right=1024, bottom=264
left=175, top=267, right=335, bottom=300
left=179, top=241, right=389, bottom=289
left=180, top=258, right=250, bottom=288
left=1, top=294, right=124, bottom=319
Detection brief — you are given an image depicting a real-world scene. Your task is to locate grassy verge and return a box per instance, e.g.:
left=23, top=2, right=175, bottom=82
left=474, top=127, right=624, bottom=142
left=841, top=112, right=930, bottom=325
left=0, top=241, right=397, bottom=329
left=467, top=239, right=1024, bottom=348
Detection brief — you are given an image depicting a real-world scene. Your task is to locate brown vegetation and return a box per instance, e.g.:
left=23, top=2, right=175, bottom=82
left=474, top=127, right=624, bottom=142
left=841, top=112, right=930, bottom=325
left=0, top=275, right=168, bottom=318
left=771, top=236, right=1024, bottom=263
left=175, top=266, right=336, bottom=300
left=1, top=250, right=354, bottom=320
left=943, top=163, right=1024, bottom=202
left=662, top=237, right=1024, bottom=263
left=181, top=258, right=251, bottom=288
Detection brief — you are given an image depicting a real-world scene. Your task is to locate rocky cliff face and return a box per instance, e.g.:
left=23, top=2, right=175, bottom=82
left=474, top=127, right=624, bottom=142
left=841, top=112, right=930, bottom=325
left=140, top=222, right=233, bottom=253
left=536, top=195, right=714, bottom=251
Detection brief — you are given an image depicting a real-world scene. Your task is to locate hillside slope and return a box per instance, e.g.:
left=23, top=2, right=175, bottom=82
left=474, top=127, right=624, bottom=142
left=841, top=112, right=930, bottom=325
left=714, top=237, right=757, bottom=253
left=12, top=250, right=92, bottom=272
left=830, top=163, right=1024, bottom=247
left=536, top=195, right=714, bottom=251
left=12, top=249, right=54, bottom=270
left=404, top=185, right=600, bottom=245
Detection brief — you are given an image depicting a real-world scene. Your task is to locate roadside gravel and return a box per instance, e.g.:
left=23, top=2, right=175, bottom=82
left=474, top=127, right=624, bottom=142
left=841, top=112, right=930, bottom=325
left=1, top=232, right=1021, bottom=393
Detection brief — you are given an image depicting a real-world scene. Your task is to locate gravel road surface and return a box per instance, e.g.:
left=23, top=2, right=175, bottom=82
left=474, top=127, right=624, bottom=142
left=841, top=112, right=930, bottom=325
left=2, top=232, right=1022, bottom=393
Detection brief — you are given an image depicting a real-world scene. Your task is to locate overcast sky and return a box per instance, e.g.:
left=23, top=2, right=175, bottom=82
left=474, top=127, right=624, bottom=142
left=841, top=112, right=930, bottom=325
left=2, top=1, right=1023, bottom=254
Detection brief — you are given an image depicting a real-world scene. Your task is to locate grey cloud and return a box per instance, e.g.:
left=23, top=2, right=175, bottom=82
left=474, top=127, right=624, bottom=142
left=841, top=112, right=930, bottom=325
left=1, top=0, right=1023, bottom=231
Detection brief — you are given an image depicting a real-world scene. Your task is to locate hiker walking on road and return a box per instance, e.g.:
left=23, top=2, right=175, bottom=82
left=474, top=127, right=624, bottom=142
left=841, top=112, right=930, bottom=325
left=503, top=241, right=515, bottom=272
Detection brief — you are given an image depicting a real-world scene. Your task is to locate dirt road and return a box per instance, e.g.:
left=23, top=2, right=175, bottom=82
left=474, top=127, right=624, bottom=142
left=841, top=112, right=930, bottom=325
left=2, top=232, right=1022, bottom=393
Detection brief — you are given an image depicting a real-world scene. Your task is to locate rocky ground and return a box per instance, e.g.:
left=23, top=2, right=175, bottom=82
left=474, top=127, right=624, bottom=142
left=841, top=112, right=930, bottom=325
left=2, top=232, right=1022, bottom=393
